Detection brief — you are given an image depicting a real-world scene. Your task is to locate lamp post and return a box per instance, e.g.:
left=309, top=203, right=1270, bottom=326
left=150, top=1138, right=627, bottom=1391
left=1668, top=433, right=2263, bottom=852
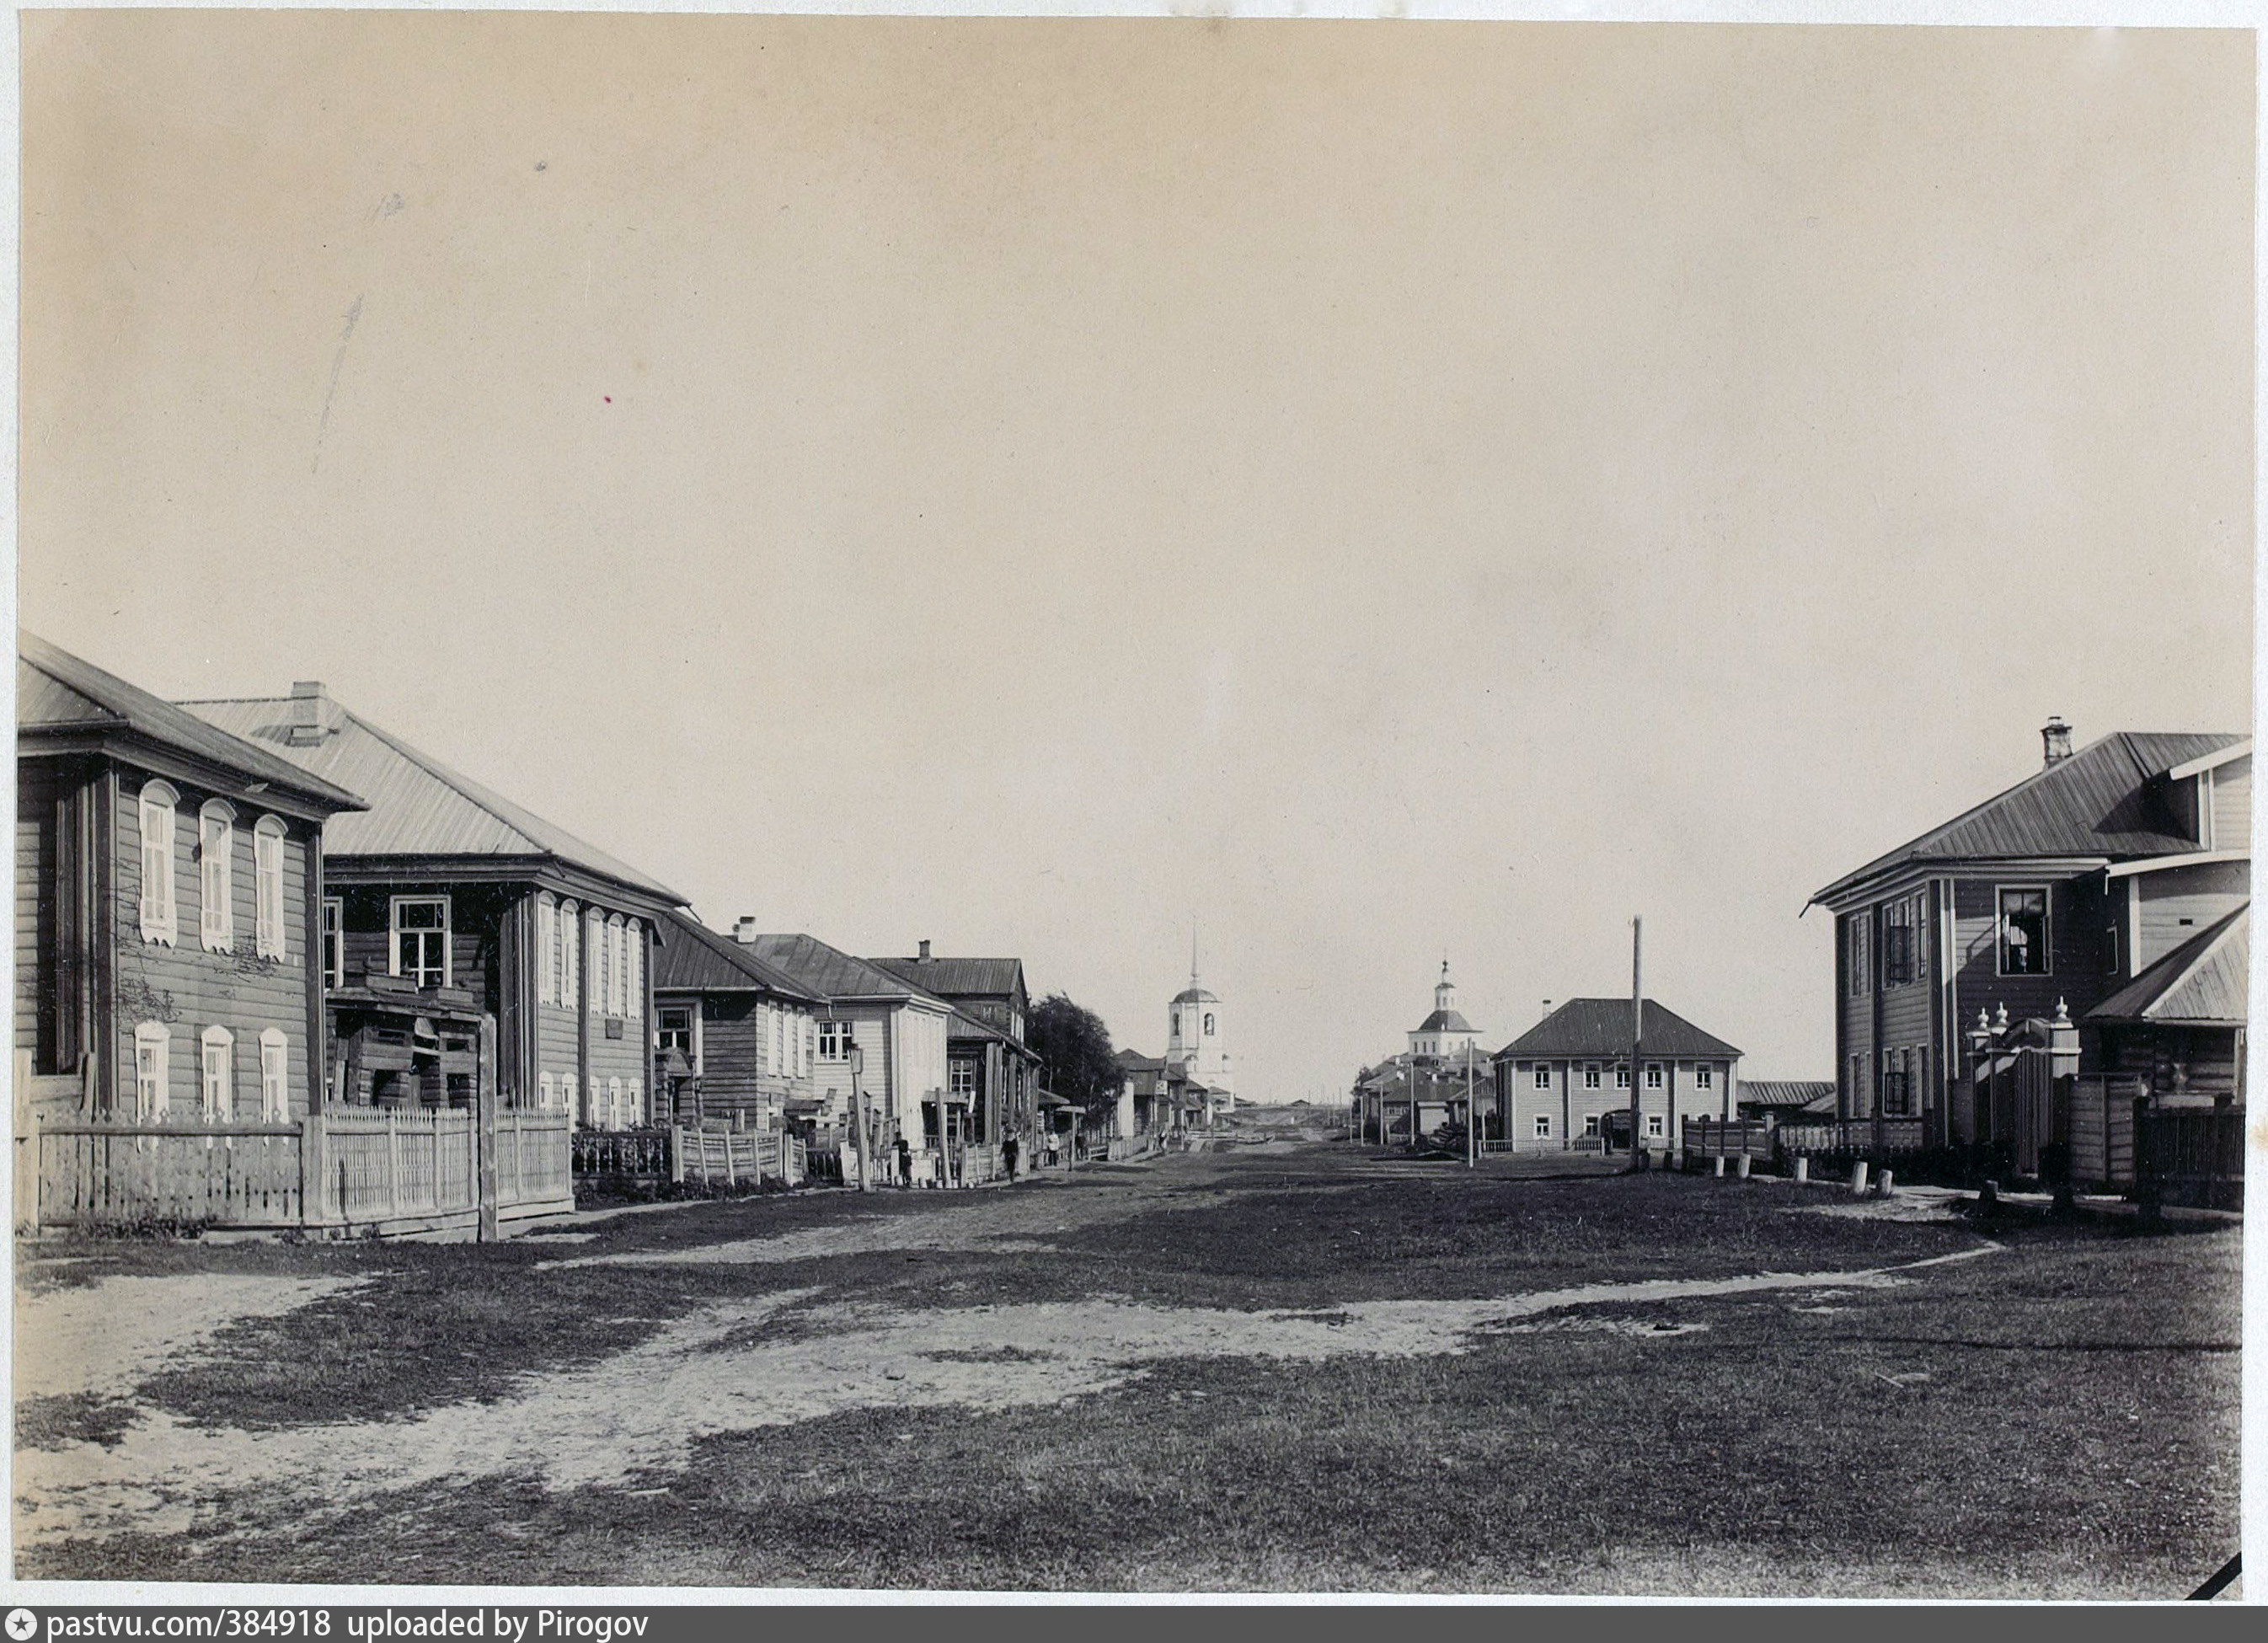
left=848, top=1040, right=871, bottom=1194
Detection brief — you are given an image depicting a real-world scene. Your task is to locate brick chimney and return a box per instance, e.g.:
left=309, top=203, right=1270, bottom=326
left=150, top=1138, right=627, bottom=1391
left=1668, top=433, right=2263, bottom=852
left=287, top=681, right=333, bottom=747
left=733, top=917, right=761, bottom=945
left=917, top=939, right=932, bottom=961
left=2041, top=716, right=2073, bottom=768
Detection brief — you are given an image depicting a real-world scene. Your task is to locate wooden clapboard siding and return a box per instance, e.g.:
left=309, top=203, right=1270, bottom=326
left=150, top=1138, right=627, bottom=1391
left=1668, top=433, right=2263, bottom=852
left=2136, top=859, right=2249, bottom=971
left=108, top=768, right=323, bottom=1120
left=1950, top=875, right=2113, bottom=1029
left=2209, top=756, right=2250, bottom=852
left=2094, top=1024, right=2244, bottom=1102
left=16, top=756, right=56, bottom=1067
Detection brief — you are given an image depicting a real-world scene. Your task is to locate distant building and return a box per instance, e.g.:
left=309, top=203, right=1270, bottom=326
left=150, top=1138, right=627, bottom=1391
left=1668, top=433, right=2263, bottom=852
left=1808, top=720, right=2249, bottom=1153
left=869, top=942, right=1044, bottom=1165
left=1408, top=961, right=1484, bottom=1061
left=1166, top=963, right=1232, bottom=1113
left=650, top=910, right=824, bottom=1132
left=1490, top=998, right=1742, bottom=1155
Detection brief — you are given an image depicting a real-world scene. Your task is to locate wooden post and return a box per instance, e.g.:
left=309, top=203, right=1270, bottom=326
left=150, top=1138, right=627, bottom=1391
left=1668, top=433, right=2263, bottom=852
left=299, top=1110, right=329, bottom=1228
left=1794, top=1154, right=1808, bottom=1185
left=669, top=1124, right=687, bottom=1185
left=15, top=1049, right=40, bottom=1235
left=1628, top=916, right=1645, bottom=1171
left=476, top=1014, right=500, bottom=1241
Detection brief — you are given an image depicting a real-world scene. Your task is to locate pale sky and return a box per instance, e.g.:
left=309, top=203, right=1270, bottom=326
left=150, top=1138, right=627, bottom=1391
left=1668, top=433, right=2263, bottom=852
left=17, top=14, right=2254, bottom=1100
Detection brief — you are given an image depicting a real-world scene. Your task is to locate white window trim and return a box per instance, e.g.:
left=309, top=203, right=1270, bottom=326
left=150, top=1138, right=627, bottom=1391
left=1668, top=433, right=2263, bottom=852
left=1994, top=883, right=2053, bottom=978
left=1695, top=1064, right=1714, bottom=1089
left=134, top=1021, right=171, bottom=1120
left=624, top=919, right=643, bottom=1018
left=199, top=800, right=236, bottom=954
left=1645, top=1062, right=1664, bottom=1089
left=322, top=896, right=345, bottom=990
left=1533, top=1063, right=1550, bottom=1089
left=540, top=1071, right=556, bottom=1110
left=201, top=1025, right=235, bottom=1121
left=137, top=782, right=179, bottom=945
left=1646, top=1113, right=1666, bottom=1137
left=560, top=901, right=580, bottom=1007
left=259, top=1027, right=289, bottom=1121
left=253, top=816, right=288, bottom=961
left=608, top=914, right=628, bottom=1016
left=536, top=895, right=557, bottom=1007
left=1533, top=1113, right=1551, bottom=1137
left=389, top=895, right=452, bottom=987
left=608, top=1075, right=623, bottom=1128
left=628, top=1077, right=642, bottom=1125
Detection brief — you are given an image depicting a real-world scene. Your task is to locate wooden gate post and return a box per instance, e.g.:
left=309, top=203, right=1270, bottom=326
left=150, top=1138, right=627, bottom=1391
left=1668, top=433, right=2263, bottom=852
left=299, top=1110, right=329, bottom=1229
left=476, top=1014, right=500, bottom=1242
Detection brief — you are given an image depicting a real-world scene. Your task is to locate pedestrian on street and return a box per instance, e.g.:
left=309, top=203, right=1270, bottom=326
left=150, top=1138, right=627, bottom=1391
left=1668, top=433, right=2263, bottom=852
left=1003, top=1134, right=1019, bottom=1180
left=896, top=1133, right=912, bottom=1187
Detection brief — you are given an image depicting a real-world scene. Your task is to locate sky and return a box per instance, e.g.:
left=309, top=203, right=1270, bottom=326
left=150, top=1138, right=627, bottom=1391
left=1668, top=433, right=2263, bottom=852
left=16, top=14, right=2255, bottom=1102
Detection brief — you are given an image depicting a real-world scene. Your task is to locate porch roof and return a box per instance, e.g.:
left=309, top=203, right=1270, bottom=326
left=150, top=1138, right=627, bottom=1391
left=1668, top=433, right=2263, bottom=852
left=2088, top=904, right=2249, bottom=1026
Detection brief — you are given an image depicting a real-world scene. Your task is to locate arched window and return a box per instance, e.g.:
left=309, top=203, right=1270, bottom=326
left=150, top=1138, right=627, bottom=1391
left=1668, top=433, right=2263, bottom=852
left=133, top=1022, right=171, bottom=1119
left=201, top=1025, right=235, bottom=1121
left=624, top=919, right=642, bottom=1017
left=254, top=816, right=288, bottom=960
left=588, top=908, right=607, bottom=1011
left=137, top=782, right=179, bottom=945
left=608, top=1076, right=623, bottom=1128
left=1203, top=1013, right=1216, bottom=1036
left=535, top=895, right=557, bottom=1006
left=199, top=800, right=236, bottom=953
left=540, top=1071, right=555, bottom=1111
left=627, top=1077, right=642, bottom=1126
left=259, top=1028, right=289, bottom=1121
left=607, top=915, right=628, bottom=1015
left=559, top=901, right=579, bottom=1006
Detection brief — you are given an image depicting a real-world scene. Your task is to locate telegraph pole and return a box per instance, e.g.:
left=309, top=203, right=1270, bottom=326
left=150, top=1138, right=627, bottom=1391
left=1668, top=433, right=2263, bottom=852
left=1628, top=916, right=1645, bottom=1173
left=1465, top=1040, right=1477, bottom=1169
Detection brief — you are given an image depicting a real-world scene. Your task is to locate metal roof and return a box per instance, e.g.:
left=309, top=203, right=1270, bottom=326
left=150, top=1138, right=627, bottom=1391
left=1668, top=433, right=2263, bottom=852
left=869, top=955, right=1025, bottom=1000
left=182, top=693, right=684, bottom=903
left=1173, top=985, right=1218, bottom=1004
left=1413, top=1008, right=1476, bottom=1034
left=651, top=910, right=823, bottom=1003
left=1813, top=731, right=2245, bottom=905
left=2089, top=904, right=2249, bottom=1026
left=19, top=634, right=367, bottom=811
left=740, top=933, right=953, bottom=1007
left=1494, top=998, right=1743, bottom=1062
left=1738, top=1080, right=1838, bottom=1112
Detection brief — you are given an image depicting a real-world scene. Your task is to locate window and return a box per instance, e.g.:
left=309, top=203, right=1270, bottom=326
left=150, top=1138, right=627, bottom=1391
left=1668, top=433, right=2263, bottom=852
left=134, top=1022, right=170, bottom=1119
left=659, top=1006, right=695, bottom=1062
left=259, top=1029, right=288, bottom=1121
left=559, top=902, right=579, bottom=1006
left=199, top=800, right=235, bottom=952
left=1645, top=1062, right=1664, bottom=1090
left=627, top=1078, right=642, bottom=1125
left=820, top=1020, right=849, bottom=1058
left=593, top=913, right=614, bottom=1014
left=1615, top=1064, right=1630, bottom=1090
left=137, top=782, right=179, bottom=944
left=624, top=920, right=643, bottom=1017
left=321, top=898, right=344, bottom=990
left=536, top=896, right=557, bottom=1005
left=1695, top=1064, right=1713, bottom=1089
left=1582, top=1063, right=1601, bottom=1090
left=540, top=1071, right=556, bottom=1110
left=1998, top=887, right=2050, bottom=976
left=1848, top=1053, right=1865, bottom=1116
left=254, top=816, right=287, bottom=960
left=1646, top=1113, right=1665, bottom=1138
left=1584, top=1114, right=1601, bottom=1137
left=1845, top=911, right=1871, bottom=998
left=1203, top=1012, right=1216, bottom=1036
left=391, top=897, right=450, bottom=987
left=201, top=1025, right=234, bottom=1121
left=1533, top=1113, right=1551, bottom=1138
left=1533, top=1064, right=1550, bottom=1089
left=950, top=1062, right=976, bottom=1100
left=608, top=1076, right=623, bottom=1128
left=1880, top=1048, right=1909, bottom=1118
left=610, top=916, right=629, bottom=1015
left=1882, top=897, right=1916, bottom=987
left=2104, top=923, right=2121, bottom=977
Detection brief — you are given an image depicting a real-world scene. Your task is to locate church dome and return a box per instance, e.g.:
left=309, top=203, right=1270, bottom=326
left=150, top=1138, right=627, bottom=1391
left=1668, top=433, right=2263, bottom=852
left=1415, top=1008, right=1474, bottom=1034
left=1173, top=986, right=1218, bottom=1005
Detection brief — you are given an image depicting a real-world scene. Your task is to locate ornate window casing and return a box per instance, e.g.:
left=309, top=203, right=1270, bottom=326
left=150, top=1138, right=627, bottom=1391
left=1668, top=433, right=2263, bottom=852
left=137, top=782, right=180, bottom=944
left=134, top=1022, right=171, bottom=1119
left=254, top=816, right=288, bottom=960
left=200, top=800, right=236, bottom=953
left=201, top=1025, right=235, bottom=1121
left=259, top=1028, right=289, bottom=1120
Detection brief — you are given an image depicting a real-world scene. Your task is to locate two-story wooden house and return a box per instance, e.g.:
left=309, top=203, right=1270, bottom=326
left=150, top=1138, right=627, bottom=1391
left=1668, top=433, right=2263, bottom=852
left=1808, top=720, right=2249, bottom=1148
left=650, top=909, right=824, bottom=1130
left=183, top=684, right=690, bottom=1127
left=868, top=945, right=1042, bottom=1170
left=1490, top=999, right=1741, bottom=1154
left=16, top=634, right=366, bottom=1131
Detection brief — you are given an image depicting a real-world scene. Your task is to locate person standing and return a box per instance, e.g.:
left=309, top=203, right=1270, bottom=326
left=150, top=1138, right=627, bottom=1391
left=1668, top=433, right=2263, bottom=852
left=895, top=1132, right=912, bottom=1188
left=1003, top=1133, right=1019, bottom=1181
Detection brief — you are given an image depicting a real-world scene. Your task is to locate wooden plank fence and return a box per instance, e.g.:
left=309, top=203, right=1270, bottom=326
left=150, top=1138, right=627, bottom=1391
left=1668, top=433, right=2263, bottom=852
left=1680, top=1118, right=1776, bottom=1161
left=571, top=1125, right=808, bottom=1191
left=1772, top=1117, right=1928, bottom=1158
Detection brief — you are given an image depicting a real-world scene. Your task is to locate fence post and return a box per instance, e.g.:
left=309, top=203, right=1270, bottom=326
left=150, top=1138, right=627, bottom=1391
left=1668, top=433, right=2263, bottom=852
left=670, top=1125, right=686, bottom=1185
left=477, top=1014, right=500, bottom=1241
left=299, top=1110, right=329, bottom=1228
left=14, top=1050, right=39, bottom=1235
left=1794, top=1154, right=1808, bottom=1185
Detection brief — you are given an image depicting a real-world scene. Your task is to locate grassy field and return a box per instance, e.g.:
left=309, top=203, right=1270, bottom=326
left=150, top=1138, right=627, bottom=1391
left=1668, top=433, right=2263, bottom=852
left=12, top=1142, right=2242, bottom=1596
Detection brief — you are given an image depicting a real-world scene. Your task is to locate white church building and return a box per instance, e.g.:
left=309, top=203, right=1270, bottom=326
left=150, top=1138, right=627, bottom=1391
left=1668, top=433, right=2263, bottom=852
left=1167, top=966, right=1233, bottom=1113
left=1409, top=961, right=1484, bottom=1062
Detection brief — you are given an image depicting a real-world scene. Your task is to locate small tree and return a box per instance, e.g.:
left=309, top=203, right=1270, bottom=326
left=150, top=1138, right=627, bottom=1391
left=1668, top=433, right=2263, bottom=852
left=1027, top=993, right=1120, bottom=1120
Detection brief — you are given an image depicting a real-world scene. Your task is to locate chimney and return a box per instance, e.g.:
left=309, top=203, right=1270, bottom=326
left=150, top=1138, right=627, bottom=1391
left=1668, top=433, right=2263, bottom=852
left=917, top=939, right=932, bottom=961
left=288, top=681, right=332, bottom=747
left=733, top=917, right=760, bottom=945
left=2041, top=716, right=2073, bottom=768
left=1541, top=999, right=1553, bottom=1022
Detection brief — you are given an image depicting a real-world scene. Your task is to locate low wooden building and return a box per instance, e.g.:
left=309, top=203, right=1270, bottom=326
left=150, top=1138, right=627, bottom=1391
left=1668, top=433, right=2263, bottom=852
left=651, top=909, right=826, bottom=1131
left=871, top=945, right=1044, bottom=1169
left=183, top=683, right=690, bottom=1128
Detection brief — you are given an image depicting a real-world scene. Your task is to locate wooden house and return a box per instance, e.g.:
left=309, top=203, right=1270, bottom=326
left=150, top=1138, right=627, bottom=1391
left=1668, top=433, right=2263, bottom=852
left=650, top=909, right=825, bottom=1131
left=182, top=684, right=690, bottom=1128
left=869, top=945, right=1043, bottom=1170
left=1808, top=720, right=2249, bottom=1152
left=1490, top=999, right=1741, bottom=1155
left=731, top=928, right=960, bottom=1177
left=16, top=634, right=365, bottom=1130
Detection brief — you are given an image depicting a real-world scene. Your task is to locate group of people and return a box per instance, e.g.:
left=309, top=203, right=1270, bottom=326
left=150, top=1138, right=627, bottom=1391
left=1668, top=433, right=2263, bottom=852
left=873, top=1128, right=1024, bottom=1188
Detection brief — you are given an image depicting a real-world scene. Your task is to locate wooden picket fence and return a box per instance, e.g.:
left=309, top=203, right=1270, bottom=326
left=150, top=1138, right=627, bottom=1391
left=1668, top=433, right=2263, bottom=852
left=571, top=1124, right=806, bottom=1191
left=1680, top=1117, right=1776, bottom=1161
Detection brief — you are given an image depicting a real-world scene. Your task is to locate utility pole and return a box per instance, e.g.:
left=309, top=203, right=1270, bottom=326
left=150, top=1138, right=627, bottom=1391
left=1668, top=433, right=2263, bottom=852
left=1629, top=916, right=1645, bottom=1173
left=848, top=1039, right=871, bottom=1193
left=1465, top=1040, right=1477, bottom=1169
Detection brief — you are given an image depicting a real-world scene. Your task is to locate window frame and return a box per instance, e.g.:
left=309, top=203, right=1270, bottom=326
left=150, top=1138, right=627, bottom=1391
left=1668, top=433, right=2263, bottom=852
left=1582, top=1062, right=1601, bottom=1090
left=258, top=1027, right=289, bottom=1121
left=559, top=901, right=580, bottom=1006
left=1645, top=1062, right=1664, bottom=1090
left=201, top=1025, right=235, bottom=1121
left=134, top=1021, right=171, bottom=1120
left=252, top=816, right=288, bottom=960
left=1645, top=1112, right=1665, bottom=1138
left=1533, top=1112, right=1551, bottom=1138
left=1996, top=884, right=2052, bottom=977
left=137, top=782, right=179, bottom=945
left=624, top=919, right=643, bottom=1018
left=1532, top=1063, right=1551, bottom=1089
left=388, top=895, right=452, bottom=988
left=1695, top=1063, right=1714, bottom=1089
left=536, top=895, right=557, bottom=1006
left=199, top=800, right=236, bottom=953
left=321, top=896, right=344, bottom=990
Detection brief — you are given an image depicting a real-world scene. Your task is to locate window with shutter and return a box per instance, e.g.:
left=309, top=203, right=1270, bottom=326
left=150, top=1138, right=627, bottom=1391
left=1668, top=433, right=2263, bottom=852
left=201, top=1025, right=234, bottom=1121
left=134, top=1022, right=170, bottom=1119
left=254, top=817, right=287, bottom=960
left=137, top=783, right=179, bottom=945
left=200, top=802, right=236, bottom=953
left=259, top=1029, right=289, bottom=1120
left=561, top=902, right=579, bottom=1005
left=536, top=896, right=556, bottom=1006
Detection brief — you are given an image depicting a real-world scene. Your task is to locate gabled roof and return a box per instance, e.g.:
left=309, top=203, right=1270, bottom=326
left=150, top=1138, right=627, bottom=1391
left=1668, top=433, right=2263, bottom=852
left=2089, top=904, right=2249, bottom=1026
left=741, top=932, right=951, bottom=1008
left=183, top=691, right=684, bottom=903
left=1495, top=998, right=1743, bottom=1062
left=19, top=634, right=366, bottom=812
left=869, top=955, right=1025, bottom=1000
left=1115, top=1049, right=1167, bottom=1072
left=651, top=911, right=822, bottom=1003
left=1739, top=1080, right=1838, bottom=1113
left=1413, top=1009, right=1476, bottom=1034
left=1812, top=731, right=2246, bottom=906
